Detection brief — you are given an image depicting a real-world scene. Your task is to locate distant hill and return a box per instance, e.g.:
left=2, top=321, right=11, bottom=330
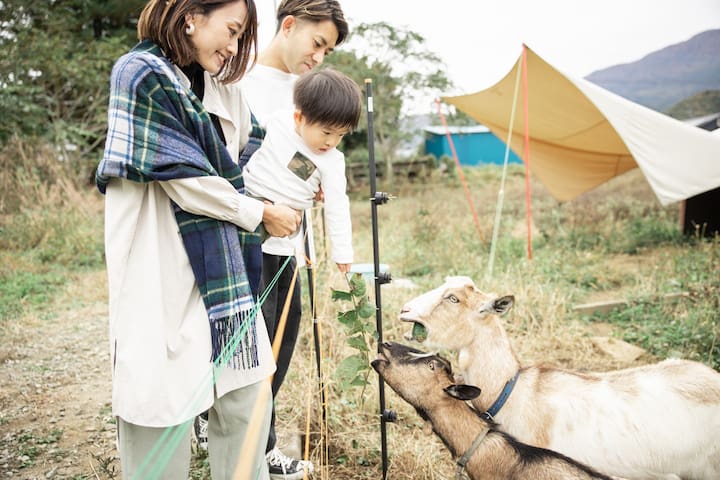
left=585, top=29, right=720, bottom=113
left=666, top=90, right=720, bottom=119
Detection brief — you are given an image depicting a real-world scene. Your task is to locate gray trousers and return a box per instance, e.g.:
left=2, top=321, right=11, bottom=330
left=118, top=380, right=272, bottom=480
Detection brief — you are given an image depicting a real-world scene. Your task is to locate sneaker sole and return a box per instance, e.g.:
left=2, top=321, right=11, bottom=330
left=269, top=472, right=311, bottom=480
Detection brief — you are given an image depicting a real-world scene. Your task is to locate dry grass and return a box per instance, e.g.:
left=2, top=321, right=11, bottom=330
left=2, top=141, right=716, bottom=479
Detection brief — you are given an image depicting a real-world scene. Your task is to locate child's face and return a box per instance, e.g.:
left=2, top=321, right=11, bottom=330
left=294, top=111, right=349, bottom=155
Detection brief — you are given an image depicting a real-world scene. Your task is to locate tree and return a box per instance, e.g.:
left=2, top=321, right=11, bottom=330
left=0, top=0, right=143, bottom=153
left=324, top=22, right=453, bottom=180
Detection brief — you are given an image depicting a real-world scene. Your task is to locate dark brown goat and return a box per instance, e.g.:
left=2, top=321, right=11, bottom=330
left=372, top=342, right=617, bottom=480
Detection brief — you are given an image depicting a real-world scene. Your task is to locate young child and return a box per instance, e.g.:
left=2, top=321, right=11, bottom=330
left=243, top=68, right=362, bottom=274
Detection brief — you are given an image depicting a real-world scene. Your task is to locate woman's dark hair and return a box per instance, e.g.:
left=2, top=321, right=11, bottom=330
left=137, top=0, right=257, bottom=83
left=275, top=0, right=348, bottom=46
left=293, top=68, right=362, bottom=131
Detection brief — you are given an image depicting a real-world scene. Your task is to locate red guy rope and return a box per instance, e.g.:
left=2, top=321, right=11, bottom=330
left=435, top=98, right=486, bottom=245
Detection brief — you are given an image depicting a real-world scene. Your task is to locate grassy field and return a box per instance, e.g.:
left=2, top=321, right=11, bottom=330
left=1, top=141, right=718, bottom=479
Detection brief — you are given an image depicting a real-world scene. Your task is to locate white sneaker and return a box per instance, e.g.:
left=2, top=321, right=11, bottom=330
left=191, top=412, right=208, bottom=452
left=266, top=447, right=313, bottom=479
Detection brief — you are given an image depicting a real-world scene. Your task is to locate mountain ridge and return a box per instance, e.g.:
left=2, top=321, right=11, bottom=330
left=585, top=29, right=720, bottom=112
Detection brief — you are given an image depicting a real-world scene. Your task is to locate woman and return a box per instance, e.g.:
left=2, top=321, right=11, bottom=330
left=95, top=0, right=301, bottom=478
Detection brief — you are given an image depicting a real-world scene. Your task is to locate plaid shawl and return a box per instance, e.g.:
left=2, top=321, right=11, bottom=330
left=237, top=111, right=265, bottom=170
left=96, top=40, right=263, bottom=370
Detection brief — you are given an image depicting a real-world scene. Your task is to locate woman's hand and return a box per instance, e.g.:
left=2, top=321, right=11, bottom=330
left=262, top=202, right=302, bottom=237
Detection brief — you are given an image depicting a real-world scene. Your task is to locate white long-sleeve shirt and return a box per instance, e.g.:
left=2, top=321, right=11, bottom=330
left=243, top=111, right=353, bottom=264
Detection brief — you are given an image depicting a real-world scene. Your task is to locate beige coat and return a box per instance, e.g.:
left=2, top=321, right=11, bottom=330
left=104, top=68, right=275, bottom=427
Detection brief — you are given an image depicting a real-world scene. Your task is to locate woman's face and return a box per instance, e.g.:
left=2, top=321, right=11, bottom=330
left=281, top=18, right=339, bottom=75
left=187, top=1, right=248, bottom=74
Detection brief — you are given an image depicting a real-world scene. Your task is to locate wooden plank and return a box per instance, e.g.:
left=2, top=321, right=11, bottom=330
left=573, top=299, right=627, bottom=314
left=572, top=292, right=690, bottom=314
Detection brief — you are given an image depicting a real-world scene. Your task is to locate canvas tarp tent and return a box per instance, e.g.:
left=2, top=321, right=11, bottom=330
left=443, top=46, right=720, bottom=206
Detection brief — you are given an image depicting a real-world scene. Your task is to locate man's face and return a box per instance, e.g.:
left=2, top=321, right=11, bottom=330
left=281, top=18, right=339, bottom=75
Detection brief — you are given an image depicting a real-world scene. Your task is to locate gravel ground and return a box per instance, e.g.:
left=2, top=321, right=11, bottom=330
left=0, top=270, right=119, bottom=479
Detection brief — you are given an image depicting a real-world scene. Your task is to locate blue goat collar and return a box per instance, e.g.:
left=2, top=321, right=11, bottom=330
left=481, top=370, right=520, bottom=421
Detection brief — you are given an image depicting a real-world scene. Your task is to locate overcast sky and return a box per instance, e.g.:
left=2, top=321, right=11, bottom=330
left=256, top=0, right=720, bottom=108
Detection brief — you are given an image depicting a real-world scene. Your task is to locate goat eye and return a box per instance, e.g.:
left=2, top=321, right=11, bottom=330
left=427, top=360, right=435, bottom=371
left=446, top=294, right=459, bottom=303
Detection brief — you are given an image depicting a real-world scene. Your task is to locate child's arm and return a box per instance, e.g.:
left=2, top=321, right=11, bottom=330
left=321, top=156, right=353, bottom=266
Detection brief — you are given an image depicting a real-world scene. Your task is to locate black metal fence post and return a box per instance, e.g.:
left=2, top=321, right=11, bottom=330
left=364, top=78, right=395, bottom=480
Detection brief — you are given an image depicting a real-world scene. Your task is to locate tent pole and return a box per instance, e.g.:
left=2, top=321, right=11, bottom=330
left=487, top=47, right=524, bottom=280
left=522, top=45, right=533, bottom=260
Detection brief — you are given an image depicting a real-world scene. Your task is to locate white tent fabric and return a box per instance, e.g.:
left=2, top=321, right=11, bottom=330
left=443, top=46, right=720, bottom=205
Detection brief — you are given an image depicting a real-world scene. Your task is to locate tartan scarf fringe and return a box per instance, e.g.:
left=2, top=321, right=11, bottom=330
left=211, top=309, right=260, bottom=370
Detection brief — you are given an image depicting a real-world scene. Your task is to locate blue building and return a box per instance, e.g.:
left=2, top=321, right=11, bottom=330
left=424, top=125, right=522, bottom=166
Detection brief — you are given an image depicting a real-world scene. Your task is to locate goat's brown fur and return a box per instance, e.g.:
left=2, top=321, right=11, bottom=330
left=372, top=342, right=615, bottom=480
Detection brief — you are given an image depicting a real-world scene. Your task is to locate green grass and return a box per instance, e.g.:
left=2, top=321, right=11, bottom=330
left=0, top=139, right=105, bottom=326
left=581, top=240, right=720, bottom=369
left=0, top=208, right=105, bottom=268
left=0, top=266, right=67, bottom=321
left=622, top=301, right=717, bottom=367
left=14, top=429, right=63, bottom=468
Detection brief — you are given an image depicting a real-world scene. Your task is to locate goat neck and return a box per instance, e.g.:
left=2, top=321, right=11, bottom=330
left=460, top=314, right=521, bottom=413
left=417, top=386, right=494, bottom=475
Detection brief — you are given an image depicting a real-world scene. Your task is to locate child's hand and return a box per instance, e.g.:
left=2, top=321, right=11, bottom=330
left=336, top=263, right=351, bottom=274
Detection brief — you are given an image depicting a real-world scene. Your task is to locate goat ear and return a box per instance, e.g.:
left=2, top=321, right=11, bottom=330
left=492, top=295, right=514, bottom=315
left=444, top=384, right=481, bottom=401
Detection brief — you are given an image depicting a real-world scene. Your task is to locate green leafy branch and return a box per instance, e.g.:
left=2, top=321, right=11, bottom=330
left=332, top=273, right=377, bottom=396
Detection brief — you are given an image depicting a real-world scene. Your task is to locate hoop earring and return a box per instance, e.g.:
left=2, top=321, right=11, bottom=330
left=185, top=23, right=195, bottom=35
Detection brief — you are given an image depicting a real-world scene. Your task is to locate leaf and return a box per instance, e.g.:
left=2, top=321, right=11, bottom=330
left=350, top=375, right=370, bottom=387
left=337, top=309, right=358, bottom=326
left=349, top=273, right=367, bottom=297
left=347, top=334, right=369, bottom=352
left=332, top=289, right=353, bottom=302
left=357, top=298, right=377, bottom=319
left=343, top=317, right=367, bottom=336
left=412, top=322, right=428, bottom=342
left=334, top=354, right=369, bottom=390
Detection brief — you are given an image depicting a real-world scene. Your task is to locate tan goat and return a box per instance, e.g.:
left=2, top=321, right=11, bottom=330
left=400, top=276, right=720, bottom=480
left=372, top=341, right=616, bottom=480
